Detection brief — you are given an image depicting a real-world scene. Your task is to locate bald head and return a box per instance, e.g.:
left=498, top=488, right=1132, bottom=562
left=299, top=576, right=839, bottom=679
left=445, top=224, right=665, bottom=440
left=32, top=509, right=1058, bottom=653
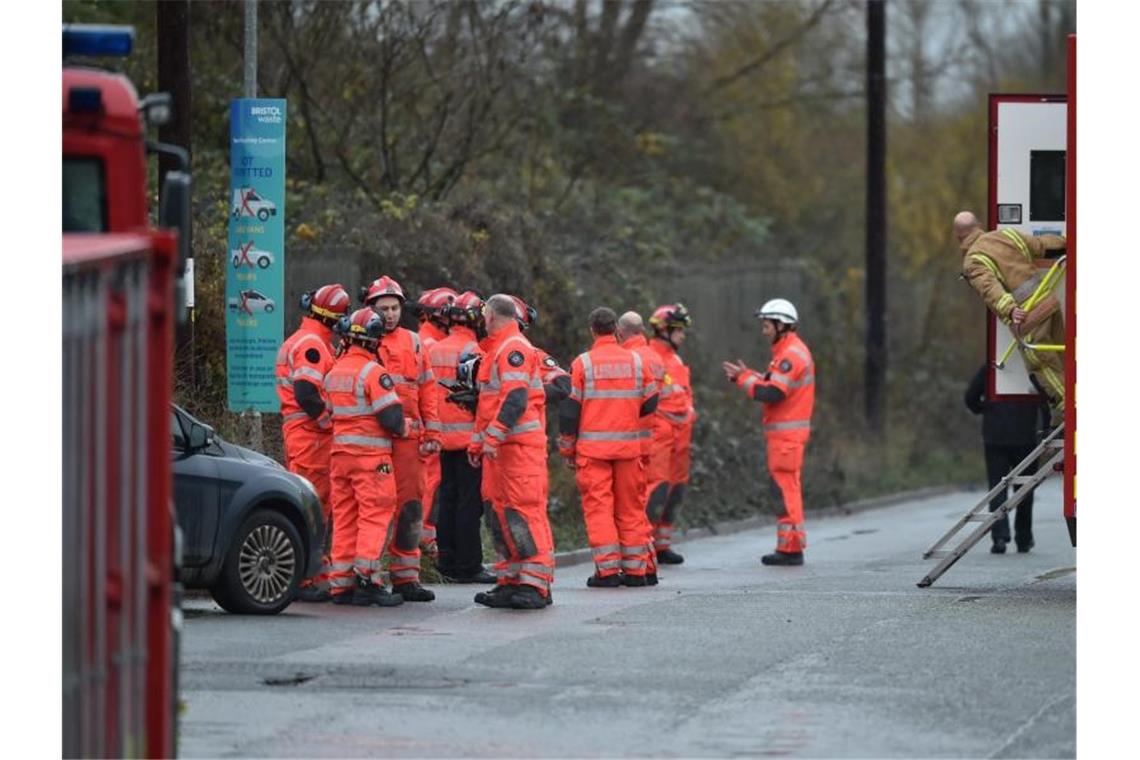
left=616, top=311, right=644, bottom=342
left=953, top=210, right=982, bottom=243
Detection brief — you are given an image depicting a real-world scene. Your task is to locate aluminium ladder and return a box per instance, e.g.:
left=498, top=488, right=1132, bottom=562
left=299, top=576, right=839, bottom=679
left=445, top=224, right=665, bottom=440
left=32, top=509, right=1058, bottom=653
left=917, top=423, right=1064, bottom=588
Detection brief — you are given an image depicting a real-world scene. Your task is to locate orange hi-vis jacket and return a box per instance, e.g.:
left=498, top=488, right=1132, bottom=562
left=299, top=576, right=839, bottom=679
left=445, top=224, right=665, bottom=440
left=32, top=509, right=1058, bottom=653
left=323, top=345, right=405, bottom=456
left=276, top=317, right=337, bottom=435
left=735, top=332, right=815, bottom=443
left=426, top=325, right=482, bottom=451
left=621, top=334, right=666, bottom=455
left=419, top=321, right=448, bottom=349
left=473, top=321, right=547, bottom=450
left=379, top=326, right=439, bottom=442
left=650, top=338, right=695, bottom=426
left=565, top=335, right=658, bottom=460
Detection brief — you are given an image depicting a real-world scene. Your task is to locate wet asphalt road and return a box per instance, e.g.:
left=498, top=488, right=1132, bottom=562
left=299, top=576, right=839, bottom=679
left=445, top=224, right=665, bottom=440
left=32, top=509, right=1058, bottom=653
left=179, top=480, right=1075, bottom=758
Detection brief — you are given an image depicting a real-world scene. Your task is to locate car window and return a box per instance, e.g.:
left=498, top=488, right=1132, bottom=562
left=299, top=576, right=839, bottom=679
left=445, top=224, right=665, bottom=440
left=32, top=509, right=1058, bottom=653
left=172, top=410, right=187, bottom=450
left=63, top=157, right=107, bottom=232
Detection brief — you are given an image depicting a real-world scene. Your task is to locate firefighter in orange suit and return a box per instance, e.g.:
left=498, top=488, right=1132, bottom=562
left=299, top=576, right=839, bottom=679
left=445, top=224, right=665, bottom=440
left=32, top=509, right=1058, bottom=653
left=275, top=283, right=352, bottom=602
left=470, top=294, right=555, bottom=610
left=426, top=291, right=496, bottom=584
left=723, top=299, right=815, bottom=566
left=559, top=308, right=659, bottom=587
left=363, top=276, right=441, bottom=602
left=953, top=211, right=1066, bottom=425
left=323, top=308, right=407, bottom=606
left=615, top=310, right=666, bottom=584
left=414, top=286, right=458, bottom=560
left=647, top=303, right=696, bottom=565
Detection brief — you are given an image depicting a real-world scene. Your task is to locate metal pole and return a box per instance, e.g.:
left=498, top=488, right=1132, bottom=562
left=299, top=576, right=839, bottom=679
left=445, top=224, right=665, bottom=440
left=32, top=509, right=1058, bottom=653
left=244, top=0, right=264, bottom=451
left=865, top=0, right=887, bottom=436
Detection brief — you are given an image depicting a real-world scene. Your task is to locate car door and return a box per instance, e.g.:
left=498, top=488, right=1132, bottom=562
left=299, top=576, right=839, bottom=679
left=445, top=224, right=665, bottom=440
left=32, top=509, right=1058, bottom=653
left=171, top=409, right=222, bottom=567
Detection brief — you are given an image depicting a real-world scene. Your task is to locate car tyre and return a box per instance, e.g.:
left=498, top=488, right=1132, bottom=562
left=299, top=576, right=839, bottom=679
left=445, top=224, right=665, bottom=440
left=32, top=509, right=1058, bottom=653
left=257, top=256, right=271, bottom=269
left=257, top=208, right=270, bottom=221
left=264, top=303, right=275, bottom=313
left=211, top=509, right=303, bottom=615
left=232, top=255, right=241, bottom=268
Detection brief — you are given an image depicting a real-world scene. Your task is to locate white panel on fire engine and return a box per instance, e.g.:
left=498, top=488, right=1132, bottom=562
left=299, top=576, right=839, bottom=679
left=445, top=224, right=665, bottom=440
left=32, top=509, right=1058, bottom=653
left=991, top=99, right=1067, bottom=398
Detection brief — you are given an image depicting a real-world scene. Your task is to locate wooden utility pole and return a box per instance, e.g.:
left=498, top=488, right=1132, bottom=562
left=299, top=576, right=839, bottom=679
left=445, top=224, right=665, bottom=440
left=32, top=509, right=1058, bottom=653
left=865, top=0, right=887, bottom=436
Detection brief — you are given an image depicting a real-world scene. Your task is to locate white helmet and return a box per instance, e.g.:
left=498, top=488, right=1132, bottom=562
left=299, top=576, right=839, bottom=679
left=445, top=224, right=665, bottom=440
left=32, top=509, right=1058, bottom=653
left=754, top=298, right=798, bottom=325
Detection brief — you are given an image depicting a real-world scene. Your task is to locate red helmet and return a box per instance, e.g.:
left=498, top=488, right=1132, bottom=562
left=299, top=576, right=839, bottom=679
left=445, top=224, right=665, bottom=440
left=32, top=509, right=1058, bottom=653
left=336, top=307, right=386, bottom=346
left=362, top=275, right=406, bottom=305
left=510, top=295, right=538, bottom=331
left=649, top=303, right=692, bottom=331
left=416, top=286, right=458, bottom=316
left=448, top=290, right=485, bottom=325
left=301, top=283, right=351, bottom=323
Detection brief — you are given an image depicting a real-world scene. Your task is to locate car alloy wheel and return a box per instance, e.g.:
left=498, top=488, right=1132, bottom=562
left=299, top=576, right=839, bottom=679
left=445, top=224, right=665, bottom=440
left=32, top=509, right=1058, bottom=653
left=238, top=523, right=296, bottom=604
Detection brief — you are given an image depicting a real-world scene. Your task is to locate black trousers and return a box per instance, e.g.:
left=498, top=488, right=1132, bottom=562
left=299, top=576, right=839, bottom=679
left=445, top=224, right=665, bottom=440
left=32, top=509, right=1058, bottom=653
left=437, top=449, right=486, bottom=578
left=984, top=443, right=1035, bottom=546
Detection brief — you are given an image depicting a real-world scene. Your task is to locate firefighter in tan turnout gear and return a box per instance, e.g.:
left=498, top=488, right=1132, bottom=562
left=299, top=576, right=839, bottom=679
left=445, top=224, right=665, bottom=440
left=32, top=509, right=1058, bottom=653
left=953, top=211, right=1066, bottom=424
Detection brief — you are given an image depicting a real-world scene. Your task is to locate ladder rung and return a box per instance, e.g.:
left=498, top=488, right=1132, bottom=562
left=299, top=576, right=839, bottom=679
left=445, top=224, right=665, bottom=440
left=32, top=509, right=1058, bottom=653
left=965, top=514, right=991, bottom=522
left=1010, top=476, right=1038, bottom=485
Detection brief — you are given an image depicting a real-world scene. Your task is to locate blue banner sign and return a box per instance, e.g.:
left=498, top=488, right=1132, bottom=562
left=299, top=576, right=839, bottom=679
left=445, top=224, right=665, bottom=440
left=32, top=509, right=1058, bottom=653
left=226, top=98, right=286, bottom=412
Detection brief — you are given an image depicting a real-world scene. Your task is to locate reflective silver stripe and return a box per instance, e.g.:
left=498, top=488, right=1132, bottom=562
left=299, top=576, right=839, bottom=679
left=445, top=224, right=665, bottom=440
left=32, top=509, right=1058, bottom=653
left=569, top=387, right=583, bottom=401
left=417, top=371, right=433, bottom=384
left=387, top=374, right=411, bottom=384
left=283, top=412, right=310, bottom=423
left=1012, top=272, right=1044, bottom=304
left=578, top=430, right=642, bottom=441
left=390, top=568, right=419, bottom=579
left=787, top=373, right=815, bottom=390
left=592, top=544, right=621, bottom=556
left=481, top=381, right=500, bottom=392
left=329, top=562, right=354, bottom=572
left=644, top=381, right=658, bottom=396
left=490, top=336, right=531, bottom=386
left=437, top=422, right=474, bottom=433
left=333, top=434, right=393, bottom=448
left=585, top=389, right=643, bottom=399
left=291, top=366, right=325, bottom=383
left=508, top=420, right=542, bottom=436
left=659, top=411, right=688, bottom=424
left=518, top=576, right=551, bottom=591
left=621, top=559, right=648, bottom=570
left=276, top=377, right=293, bottom=388
left=411, top=332, right=422, bottom=352
left=331, top=404, right=371, bottom=415
left=328, top=576, right=355, bottom=588
left=786, top=345, right=811, bottom=364
left=370, top=391, right=400, bottom=411
left=356, top=361, right=379, bottom=409
left=620, top=545, right=644, bottom=556
left=519, top=562, right=553, bottom=575
left=354, top=557, right=382, bottom=571
left=638, top=429, right=651, bottom=439
left=486, top=427, right=507, bottom=441
left=471, top=432, right=483, bottom=443
left=741, top=375, right=759, bottom=392
left=500, top=372, right=530, bottom=382
left=764, top=420, right=810, bottom=432
left=659, top=384, right=678, bottom=396
left=595, top=559, right=622, bottom=571
left=631, top=350, right=644, bottom=392
left=768, top=371, right=791, bottom=385
left=424, top=421, right=444, bottom=431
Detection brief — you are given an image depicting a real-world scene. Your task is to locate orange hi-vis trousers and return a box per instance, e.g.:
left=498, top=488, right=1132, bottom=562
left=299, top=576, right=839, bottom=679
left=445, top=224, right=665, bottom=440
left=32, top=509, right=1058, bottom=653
left=387, top=438, right=424, bottom=585
left=647, top=418, right=692, bottom=550
left=284, top=428, right=332, bottom=589
left=487, top=444, right=555, bottom=596
left=577, top=456, right=652, bottom=577
left=767, top=436, right=806, bottom=553
left=328, top=451, right=399, bottom=594
left=419, top=451, right=441, bottom=556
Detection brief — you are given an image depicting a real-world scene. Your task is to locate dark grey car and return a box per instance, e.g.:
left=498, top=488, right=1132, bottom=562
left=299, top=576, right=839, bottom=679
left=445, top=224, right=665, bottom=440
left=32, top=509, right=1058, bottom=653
left=172, top=404, right=323, bottom=614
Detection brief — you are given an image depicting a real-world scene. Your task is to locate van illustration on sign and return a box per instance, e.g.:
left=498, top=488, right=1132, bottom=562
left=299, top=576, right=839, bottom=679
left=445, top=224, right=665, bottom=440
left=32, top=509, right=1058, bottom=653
left=227, top=289, right=277, bottom=315
left=231, top=187, right=277, bottom=222
left=231, top=240, right=275, bottom=270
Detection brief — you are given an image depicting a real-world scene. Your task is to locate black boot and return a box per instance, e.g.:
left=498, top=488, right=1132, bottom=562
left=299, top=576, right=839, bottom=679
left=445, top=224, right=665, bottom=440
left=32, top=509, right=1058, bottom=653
left=330, top=588, right=355, bottom=605
left=620, top=574, right=648, bottom=587
left=587, top=573, right=622, bottom=588
left=509, top=585, right=552, bottom=609
left=351, top=578, right=405, bottom=607
left=645, top=572, right=659, bottom=586
left=990, top=540, right=1008, bottom=554
left=474, top=584, right=516, bottom=608
left=656, top=548, right=685, bottom=565
left=761, top=551, right=804, bottom=566
left=392, top=582, right=436, bottom=602
left=444, top=568, right=497, bottom=584
left=296, top=585, right=332, bottom=603
left=1016, top=539, right=1035, bottom=554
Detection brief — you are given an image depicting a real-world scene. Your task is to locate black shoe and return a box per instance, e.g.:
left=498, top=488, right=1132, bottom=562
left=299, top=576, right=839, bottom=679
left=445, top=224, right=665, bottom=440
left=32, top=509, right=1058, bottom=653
left=509, top=585, right=552, bottom=609
left=991, top=540, right=1008, bottom=554
left=444, top=569, right=497, bottom=584
left=645, top=572, right=658, bottom=586
left=620, top=574, right=648, bottom=587
left=761, top=551, right=804, bottom=566
left=656, top=548, right=685, bottom=565
left=1016, top=540, right=1035, bottom=554
left=330, top=588, right=355, bottom=605
left=586, top=573, right=622, bottom=588
left=351, top=579, right=405, bottom=607
left=296, top=585, right=332, bottom=603
left=474, top=584, right=516, bottom=608
left=392, top=582, right=435, bottom=602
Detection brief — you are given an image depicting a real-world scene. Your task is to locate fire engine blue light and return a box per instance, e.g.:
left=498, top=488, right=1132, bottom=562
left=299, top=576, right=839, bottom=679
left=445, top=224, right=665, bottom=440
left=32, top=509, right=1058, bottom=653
left=63, top=25, right=135, bottom=58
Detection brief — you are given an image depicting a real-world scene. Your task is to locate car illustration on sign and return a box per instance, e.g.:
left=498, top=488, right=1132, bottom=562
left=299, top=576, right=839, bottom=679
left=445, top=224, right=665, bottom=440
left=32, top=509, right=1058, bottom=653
left=231, top=241, right=275, bottom=269
left=232, top=187, right=277, bottom=222
left=228, top=289, right=276, bottom=314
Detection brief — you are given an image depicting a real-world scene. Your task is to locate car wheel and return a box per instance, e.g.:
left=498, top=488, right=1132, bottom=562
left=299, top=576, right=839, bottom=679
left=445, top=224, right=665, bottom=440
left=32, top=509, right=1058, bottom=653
left=210, top=509, right=302, bottom=615
left=257, top=209, right=270, bottom=221
left=258, top=256, right=271, bottom=269
left=232, top=255, right=241, bottom=268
